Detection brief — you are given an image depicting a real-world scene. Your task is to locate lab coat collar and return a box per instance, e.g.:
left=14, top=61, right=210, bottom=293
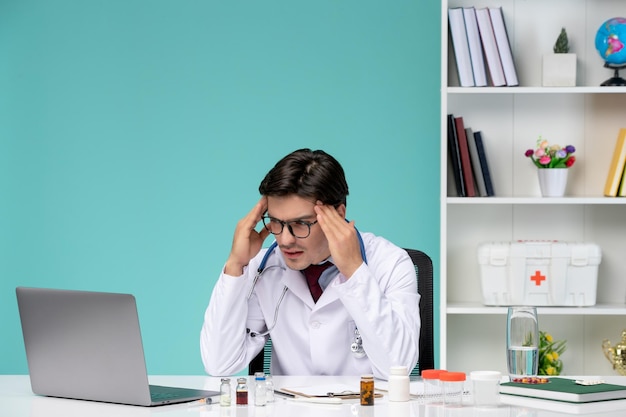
left=273, top=253, right=341, bottom=309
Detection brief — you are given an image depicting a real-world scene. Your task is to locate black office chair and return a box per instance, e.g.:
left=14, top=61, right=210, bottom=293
left=404, top=248, right=435, bottom=376
left=248, top=248, right=435, bottom=376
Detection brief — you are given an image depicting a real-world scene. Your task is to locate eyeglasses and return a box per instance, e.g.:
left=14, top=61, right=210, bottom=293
left=262, top=216, right=318, bottom=239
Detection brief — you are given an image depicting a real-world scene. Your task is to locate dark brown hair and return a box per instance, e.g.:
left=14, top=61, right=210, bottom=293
left=259, top=149, right=349, bottom=207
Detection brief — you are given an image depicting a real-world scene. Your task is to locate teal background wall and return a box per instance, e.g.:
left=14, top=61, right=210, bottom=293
left=0, top=0, right=440, bottom=375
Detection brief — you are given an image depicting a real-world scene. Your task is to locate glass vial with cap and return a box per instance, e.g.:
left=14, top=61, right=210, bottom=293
left=388, top=365, right=410, bottom=402
left=220, top=378, right=231, bottom=406
left=265, top=375, right=275, bottom=402
left=235, top=377, right=248, bottom=405
left=360, top=374, right=375, bottom=406
left=254, top=372, right=267, bottom=406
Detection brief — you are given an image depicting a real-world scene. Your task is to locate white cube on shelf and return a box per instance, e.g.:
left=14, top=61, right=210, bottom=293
left=542, top=53, right=577, bottom=87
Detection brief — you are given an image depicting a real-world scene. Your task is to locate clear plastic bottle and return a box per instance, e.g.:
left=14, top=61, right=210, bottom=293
left=254, top=373, right=267, bottom=406
left=421, top=369, right=446, bottom=404
left=440, top=371, right=466, bottom=407
left=265, top=375, right=275, bottom=402
left=235, top=377, right=248, bottom=405
left=220, top=378, right=231, bottom=406
left=388, top=365, right=410, bottom=402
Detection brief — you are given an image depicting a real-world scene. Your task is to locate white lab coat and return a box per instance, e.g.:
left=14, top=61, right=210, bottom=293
left=200, top=231, right=420, bottom=380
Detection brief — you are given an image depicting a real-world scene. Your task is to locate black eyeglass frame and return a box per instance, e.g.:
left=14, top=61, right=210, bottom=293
left=261, top=216, right=319, bottom=239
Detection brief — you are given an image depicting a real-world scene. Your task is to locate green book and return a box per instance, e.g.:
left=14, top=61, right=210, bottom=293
left=500, top=378, right=626, bottom=403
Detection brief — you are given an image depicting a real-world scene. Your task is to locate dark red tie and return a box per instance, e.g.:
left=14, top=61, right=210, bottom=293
left=302, top=262, right=332, bottom=302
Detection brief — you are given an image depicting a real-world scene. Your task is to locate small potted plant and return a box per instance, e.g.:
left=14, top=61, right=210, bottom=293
left=524, top=136, right=576, bottom=196
left=524, top=136, right=576, bottom=168
left=542, top=27, right=577, bottom=87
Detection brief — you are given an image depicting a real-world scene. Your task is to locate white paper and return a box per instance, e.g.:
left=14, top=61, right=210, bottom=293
left=279, top=383, right=358, bottom=397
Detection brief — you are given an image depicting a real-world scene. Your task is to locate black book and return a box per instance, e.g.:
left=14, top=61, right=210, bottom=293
left=473, top=131, right=495, bottom=196
left=447, top=114, right=465, bottom=197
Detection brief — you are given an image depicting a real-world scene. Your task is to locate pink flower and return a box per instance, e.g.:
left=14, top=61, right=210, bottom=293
left=524, top=136, right=576, bottom=169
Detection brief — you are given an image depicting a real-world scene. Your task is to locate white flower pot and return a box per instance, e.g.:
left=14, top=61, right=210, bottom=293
left=542, top=54, right=577, bottom=87
left=537, top=168, right=568, bottom=197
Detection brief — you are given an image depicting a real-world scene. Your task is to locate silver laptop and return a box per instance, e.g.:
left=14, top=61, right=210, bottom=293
left=16, top=287, right=220, bottom=406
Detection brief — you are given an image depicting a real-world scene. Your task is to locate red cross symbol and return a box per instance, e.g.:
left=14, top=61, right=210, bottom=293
left=530, top=270, right=546, bottom=286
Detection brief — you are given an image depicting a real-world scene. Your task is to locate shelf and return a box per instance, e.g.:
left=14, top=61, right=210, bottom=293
left=446, top=87, right=626, bottom=94
left=447, top=302, right=626, bottom=316
left=446, top=197, right=626, bottom=205
left=441, top=0, right=626, bottom=375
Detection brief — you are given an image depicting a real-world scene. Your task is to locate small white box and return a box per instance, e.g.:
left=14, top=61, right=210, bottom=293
left=477, top=241, right=601, bottom=306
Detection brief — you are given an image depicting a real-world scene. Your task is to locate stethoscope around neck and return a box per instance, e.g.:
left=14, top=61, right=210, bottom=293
left=246, top=227, right=368, bottom=358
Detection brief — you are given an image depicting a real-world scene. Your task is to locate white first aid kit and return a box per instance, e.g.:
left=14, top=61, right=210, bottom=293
left=477, top=241, right=602, bottom=306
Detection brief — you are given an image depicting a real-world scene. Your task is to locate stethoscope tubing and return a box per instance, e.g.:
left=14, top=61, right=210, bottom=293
left=247, top=227, right=367, bottom=339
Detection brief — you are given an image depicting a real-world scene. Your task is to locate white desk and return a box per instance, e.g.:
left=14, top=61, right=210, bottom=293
left=3, top=375, right=626, bottom=416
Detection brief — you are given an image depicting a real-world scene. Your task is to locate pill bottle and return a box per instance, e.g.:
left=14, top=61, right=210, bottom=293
left=470, top=371, right=501, bottom=407
left=254, top=373, right=267, bottom=406
left=440, top=371, right=466, bottom=407
left=388, top=365, right=410, bottom=402
left=360, top=374, right=375, bottom=406
left=220, top=378, right=231, bottom=406
left=421, top=369, right=446, bottom=403
left=235, top=377, right=248, bottom=405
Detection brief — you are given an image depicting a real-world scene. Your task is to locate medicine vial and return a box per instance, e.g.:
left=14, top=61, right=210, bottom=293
left=254, top=373, right=267, bottom=406
left=360, top=374, right=375, bottom=406
left=265, top=375, right=275, bottom=402
left=220, top=378, right=231, bottom=406
left=388, top=365, right=410, bottom=402
left=235, top=377, right=248, bottom=405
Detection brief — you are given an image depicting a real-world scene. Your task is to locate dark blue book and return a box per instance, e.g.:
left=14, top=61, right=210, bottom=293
left=473, top=131, right=495, bottom=196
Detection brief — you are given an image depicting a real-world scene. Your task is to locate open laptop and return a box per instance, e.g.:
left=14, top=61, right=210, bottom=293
left=15, top=287, right=220, bottom=406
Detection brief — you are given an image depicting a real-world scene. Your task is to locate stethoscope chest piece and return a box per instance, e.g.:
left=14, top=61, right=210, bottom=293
left=350, top=328, right=366, bottom=358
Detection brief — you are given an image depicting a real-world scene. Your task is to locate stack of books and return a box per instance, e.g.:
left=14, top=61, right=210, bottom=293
left=603, top=128, right=626, bottom=197
left=448, top=6, right=518, bottom=87
left=447, top=114, right=495, bottom=197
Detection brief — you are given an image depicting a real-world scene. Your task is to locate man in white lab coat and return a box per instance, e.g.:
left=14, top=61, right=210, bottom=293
left=200, top=149, right=420, bottom=379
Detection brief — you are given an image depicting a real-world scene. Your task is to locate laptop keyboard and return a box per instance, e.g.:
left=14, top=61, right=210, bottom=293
left=150, top=385, right=189, bottom=401
left=149, top=384, right=219, bottom=404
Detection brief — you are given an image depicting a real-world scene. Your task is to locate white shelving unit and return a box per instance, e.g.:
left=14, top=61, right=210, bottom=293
left=440, top=0, right=626, bottom=375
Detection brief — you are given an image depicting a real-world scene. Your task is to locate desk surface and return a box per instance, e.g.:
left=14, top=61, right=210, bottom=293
left=3, top=375, right=626, bottom=416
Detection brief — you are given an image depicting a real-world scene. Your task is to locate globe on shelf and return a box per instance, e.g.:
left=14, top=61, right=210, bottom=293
left=595, top=17, right=626, bottom=86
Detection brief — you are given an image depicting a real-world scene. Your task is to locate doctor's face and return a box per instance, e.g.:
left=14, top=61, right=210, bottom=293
left=265, top=194, right=332, bottom=271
